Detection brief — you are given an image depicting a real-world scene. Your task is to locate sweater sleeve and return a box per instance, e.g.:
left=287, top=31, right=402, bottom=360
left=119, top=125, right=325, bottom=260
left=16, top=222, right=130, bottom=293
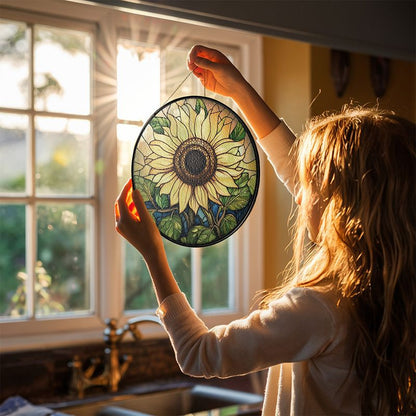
left=156, top=288, right=336, bottom=379
left=257, top=120, right=297, bottom=195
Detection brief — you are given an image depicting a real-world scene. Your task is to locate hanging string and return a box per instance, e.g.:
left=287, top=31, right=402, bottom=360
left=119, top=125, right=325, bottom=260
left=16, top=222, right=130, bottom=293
left=164, top=69, right=196, bottom=104
left=164, top=68, right=206, bottom=104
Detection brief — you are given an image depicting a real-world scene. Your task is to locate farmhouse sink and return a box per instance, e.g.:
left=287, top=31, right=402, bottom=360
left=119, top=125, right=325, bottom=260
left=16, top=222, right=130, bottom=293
left=52, top=383, right=263, bottom=416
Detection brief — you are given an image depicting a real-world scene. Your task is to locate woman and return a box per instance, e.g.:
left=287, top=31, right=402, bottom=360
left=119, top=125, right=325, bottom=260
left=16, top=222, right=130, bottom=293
left=115, top=45, right=416, bottom=415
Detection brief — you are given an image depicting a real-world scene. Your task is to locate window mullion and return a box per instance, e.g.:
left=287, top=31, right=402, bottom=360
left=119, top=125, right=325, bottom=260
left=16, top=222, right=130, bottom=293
left=27, top=22, right=36, bottom=319
left=96, top=23, right=122, bottom=323
left=228, top=236, right=236, bottom=311
left=191, top=248, right=202, bottom=313
left=28, top=22, right=34, bottom=196
left=25, top=202, right=35, bottom=319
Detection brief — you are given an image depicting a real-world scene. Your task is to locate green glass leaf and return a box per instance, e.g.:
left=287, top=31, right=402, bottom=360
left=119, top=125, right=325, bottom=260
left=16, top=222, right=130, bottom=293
left=187, top=225, right=216, bottom=245
left=235, top=172, right=249, bottom=187
left=195, top=98, right=208, bottom=117
left=155, top=187, right=170, bottom=209
left=149, top=117, right=170, bottom=134
left=248, top=175, right=257, bottom=195
left=135, top=176, right=156, bottom=203
left=230, top=121, right=246, bottom=141
left=219, top=214, right=237, bottom=235
left=220, top=186, right=251, bottom=210
left=159, top=215, right=182, bottom=240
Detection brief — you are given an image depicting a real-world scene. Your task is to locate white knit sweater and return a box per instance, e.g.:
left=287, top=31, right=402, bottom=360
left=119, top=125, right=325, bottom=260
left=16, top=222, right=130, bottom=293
left=156, top=121, right=361, bottom=415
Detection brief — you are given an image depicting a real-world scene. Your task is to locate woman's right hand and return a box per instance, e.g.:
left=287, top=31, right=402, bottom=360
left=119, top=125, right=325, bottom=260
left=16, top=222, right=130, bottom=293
left=187, top=44, right=248, bottom=99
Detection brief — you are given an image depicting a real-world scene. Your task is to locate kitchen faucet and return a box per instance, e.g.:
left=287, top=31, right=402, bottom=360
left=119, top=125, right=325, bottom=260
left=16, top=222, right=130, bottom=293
left=69, top=315, right=163, bottom=398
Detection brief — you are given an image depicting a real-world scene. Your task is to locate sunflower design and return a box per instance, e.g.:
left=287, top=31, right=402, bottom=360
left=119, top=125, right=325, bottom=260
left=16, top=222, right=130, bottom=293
left=132, top=96, right=259, bottom=246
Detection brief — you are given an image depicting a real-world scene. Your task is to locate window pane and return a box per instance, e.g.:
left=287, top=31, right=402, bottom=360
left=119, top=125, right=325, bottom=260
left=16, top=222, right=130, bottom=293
left=165, top=240, right=191, bottom=301
left=35, top=116, right=90, bottom=195
left=124, top=243, right=156, bottom=311
left=124, top=239, right=191, bottom=311
left=201, top=239, right=229, bottom=310
left=0, top=113, right=28, bottom=193
left=117, top=40, right=160, bottom=122
left=34, top=25, right=91, bottom=115
left=117, top=123, right=140, bottom=188
left=36, top=203, right=91, bottom=316
left=0, top=204, right=26, bottom=318
left=0, top=20, right=29, bottom=109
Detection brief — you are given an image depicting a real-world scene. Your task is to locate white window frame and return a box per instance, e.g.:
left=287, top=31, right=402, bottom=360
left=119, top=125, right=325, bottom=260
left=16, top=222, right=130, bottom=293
left=0, top=0, right=264, bottom=352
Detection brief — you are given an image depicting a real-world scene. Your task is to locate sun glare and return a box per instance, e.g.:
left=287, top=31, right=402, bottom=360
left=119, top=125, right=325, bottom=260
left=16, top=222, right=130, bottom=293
left=117, top=42, right=160, bottom=123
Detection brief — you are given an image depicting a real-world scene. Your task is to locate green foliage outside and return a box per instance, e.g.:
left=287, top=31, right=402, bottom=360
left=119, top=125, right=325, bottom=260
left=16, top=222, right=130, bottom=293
left=0, top=130, right=89, bottom=316
left=0, top=204, right=25, bottom=315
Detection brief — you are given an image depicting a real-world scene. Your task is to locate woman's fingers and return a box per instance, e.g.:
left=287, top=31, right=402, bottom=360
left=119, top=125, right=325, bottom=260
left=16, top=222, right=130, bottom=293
left=188, top=45, right=224, bottom=71
left=190, top=44, right=226, bottom=62
left=126, top=185, right=140, bottom=220
left=116, top=180, right=131, bottom=216
left=114, top=201, right=120, bottom=221
left=115, top=179, right=140, bottom=224
left=131, top=186, right=147, bottom=214
left=194, top=56, right=218, bottom=72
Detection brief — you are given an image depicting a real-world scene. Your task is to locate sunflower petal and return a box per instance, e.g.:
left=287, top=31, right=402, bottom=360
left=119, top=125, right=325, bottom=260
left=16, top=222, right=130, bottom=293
left=217, top=165, right=242, bottom=177
left=214, top=170, right=239, bottom=188
left=194, top=185, right=209, bottom=210
left=150, top=139, right=176, bottom=153
left=150, top=144, right=175, bottom=159
left=213, top=120, right=232, bottom=142
left=149, top=157, right=172, bottom=169
left=204, top=182, right=221, bottom=203
left=176, top=118, right=191, bottom=142
left=210, top=118, right=226, bottom=146
left=200, top=113, right=212, bottom=141
left=217, top=152, right=244, bottom=167
left=178, top=183, right=192, bottom=213
left=189, top=195, right=199, bottom=214
left=137, top=139, right=152, bottom=157
left=157, top=170, right=177, bottom=186
left=167, top=114, right=178, bottom=138
left=186, top=104, right=197, bottom=137
left=238, top=159, right=257, bottom=172
left=170, top=179, right=181, bottom=206
left=138, top=164, right=151, bottom=178
left=207, top=110, right=219, bottom=140
left=195, top=108, right=205, bottom=138
left=179, top=105, right=190, bottom=129
left=209, top=178, right=230, bottom=196
left=215, top=139, right=242, bottom=155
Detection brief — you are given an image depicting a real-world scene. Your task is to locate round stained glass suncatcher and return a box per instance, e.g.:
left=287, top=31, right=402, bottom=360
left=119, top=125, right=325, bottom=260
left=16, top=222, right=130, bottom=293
left=132, top=96, right=260, bottom=247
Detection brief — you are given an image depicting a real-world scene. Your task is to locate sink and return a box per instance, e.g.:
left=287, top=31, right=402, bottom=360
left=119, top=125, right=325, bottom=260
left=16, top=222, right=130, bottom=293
left=54, top=384, right=263, bottom=416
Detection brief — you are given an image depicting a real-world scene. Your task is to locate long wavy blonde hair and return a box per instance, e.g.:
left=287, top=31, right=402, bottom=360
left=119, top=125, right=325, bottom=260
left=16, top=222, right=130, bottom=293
left=262, top=106, right=416, bottom=414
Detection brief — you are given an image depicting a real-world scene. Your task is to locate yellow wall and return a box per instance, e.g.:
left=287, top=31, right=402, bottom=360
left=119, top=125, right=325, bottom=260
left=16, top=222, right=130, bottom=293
left=262, top=36, right=311, bottom=290
left=262, top=38, right=416, bottom=290
left=310, top=46, right=416, bottom=121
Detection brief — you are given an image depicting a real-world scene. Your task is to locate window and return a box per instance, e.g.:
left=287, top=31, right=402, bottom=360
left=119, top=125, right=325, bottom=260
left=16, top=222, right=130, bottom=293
left=0, top=2, right=264, bottom=351
left=0, top=19, right=94, bottom=318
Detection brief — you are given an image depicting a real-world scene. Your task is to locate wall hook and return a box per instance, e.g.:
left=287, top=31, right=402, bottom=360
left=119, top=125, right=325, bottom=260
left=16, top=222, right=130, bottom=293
left=370, top=56, right=390, bottom=97
left=330, top=49, right=351, bottom=97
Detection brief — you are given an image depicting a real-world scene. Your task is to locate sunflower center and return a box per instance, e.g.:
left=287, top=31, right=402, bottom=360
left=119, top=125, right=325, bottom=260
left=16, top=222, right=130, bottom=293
left=185, top=150, right=206, bottom=175
left=173, top=138, right=217, bottom=186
